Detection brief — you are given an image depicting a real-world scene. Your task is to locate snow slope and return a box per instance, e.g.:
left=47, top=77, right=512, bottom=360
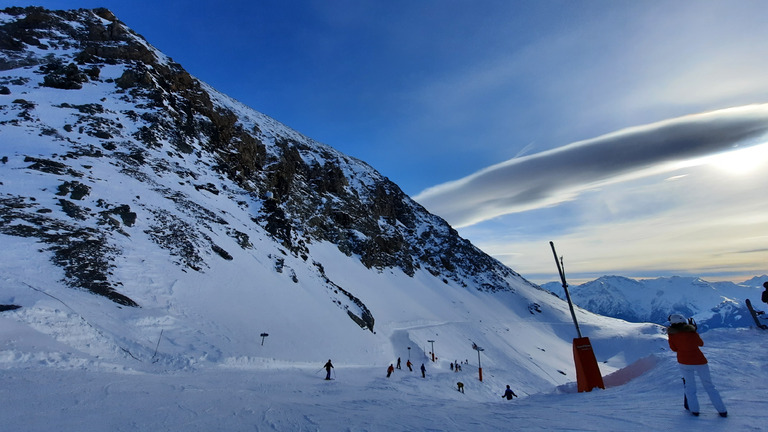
left=3, top=235, right=762, bottom=431
left=1, top=322, right=765, bottom=431
left=0, top=6, right=663, bottom=392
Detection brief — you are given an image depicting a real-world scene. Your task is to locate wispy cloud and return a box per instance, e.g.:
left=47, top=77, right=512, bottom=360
left=462, top=158, right=768, bottom=283
left=414, top=104, right=768, bottom=228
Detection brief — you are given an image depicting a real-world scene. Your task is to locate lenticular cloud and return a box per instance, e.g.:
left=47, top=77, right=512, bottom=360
left=414, top=104, right=768, bottom=227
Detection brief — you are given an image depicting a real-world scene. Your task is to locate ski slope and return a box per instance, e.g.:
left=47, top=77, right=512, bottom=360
left=2, top=231, right=765, bottom=431
left=1, top=330, right=765, bottom=431
left=1, top=311, right=766, bottom=431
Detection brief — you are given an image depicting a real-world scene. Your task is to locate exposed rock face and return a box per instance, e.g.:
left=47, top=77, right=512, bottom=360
left=0, top=7, right=529, bottom=330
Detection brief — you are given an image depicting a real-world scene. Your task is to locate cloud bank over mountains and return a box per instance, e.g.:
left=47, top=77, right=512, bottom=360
left=415, top=104, right=768, bottom=228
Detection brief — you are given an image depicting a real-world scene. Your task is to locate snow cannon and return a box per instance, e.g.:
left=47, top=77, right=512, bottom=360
left=572, top=337, right=604, bottom=392
left=550, top=242, right=605, bottom=392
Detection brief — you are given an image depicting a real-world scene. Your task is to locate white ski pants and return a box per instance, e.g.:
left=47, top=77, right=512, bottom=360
left=679, top=363, right=726, bottom=414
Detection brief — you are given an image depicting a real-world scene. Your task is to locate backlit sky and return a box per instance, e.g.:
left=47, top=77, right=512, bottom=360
left=15, top=1, right=768, bottom=283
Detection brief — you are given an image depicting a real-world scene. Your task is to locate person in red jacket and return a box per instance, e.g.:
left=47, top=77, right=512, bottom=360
left=667, top=314, right=727, bottom=417
left=386, top=364, right=395, bottom=378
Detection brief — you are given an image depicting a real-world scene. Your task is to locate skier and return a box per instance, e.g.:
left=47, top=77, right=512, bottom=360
left=762, top=282, right=768, bottom=307
left=420, top=363, right=426, bottom=378
left=406, top=359, right=413, bottom=371
left=323, top=359, right=334, bottom=380
left=457, top=382, right=464, bottom=393
left=502, top=385, right=518, bottom=400
left=667, top=313, right=727, bottom=417
left=387, top=363, right=395, bottom=378
left=396, top=357, right=401, bottom=369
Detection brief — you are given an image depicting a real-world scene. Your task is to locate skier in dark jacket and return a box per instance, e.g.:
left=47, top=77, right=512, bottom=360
left=420, top=363, right=426, bottom=378
left=667, top=313, right=727, bottom=417
left=502, top=385, right=517, bottom=400
left=396, top=357, right=401, bottom=369
left=323, top=359, right=334, bottom=380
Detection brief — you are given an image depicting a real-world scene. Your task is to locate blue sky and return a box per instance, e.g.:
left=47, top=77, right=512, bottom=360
left=16, top=1, right=768, bottom=283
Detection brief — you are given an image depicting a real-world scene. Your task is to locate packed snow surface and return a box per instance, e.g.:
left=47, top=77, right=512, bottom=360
left=1, top=324, right=766, bottom=431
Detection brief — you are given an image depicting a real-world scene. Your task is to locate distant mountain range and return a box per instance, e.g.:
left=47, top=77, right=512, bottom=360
left=542, top=275, right=768, bottom=331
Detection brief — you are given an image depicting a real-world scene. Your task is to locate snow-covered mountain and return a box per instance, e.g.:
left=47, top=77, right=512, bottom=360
left=543, top=275, right=768, bottom=331
left=0, top=3, right=672, bottom=406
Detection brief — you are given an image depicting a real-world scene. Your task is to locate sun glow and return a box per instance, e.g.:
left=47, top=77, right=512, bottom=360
left=706, top=143, right=768, bottom=175
left=675, top=143, right=768, bottom=176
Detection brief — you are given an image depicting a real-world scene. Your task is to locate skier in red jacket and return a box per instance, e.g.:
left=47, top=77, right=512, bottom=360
left=667, top=314, right=727, bottom=417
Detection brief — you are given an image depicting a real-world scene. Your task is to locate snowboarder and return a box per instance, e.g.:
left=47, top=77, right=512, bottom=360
left=323, top=359, right=334, bottom=380
left=406, top=360, right=413, bottom=371
left=396, top=357, right=401, bottom=369
left=762, top=281, right=768, bottom=307
left=457, top=382, right=464, bottom=393
left=502, top=385, right=517, bottom=400
left=387, top=364, right=395, bottom=378
left=420, top=363, right=426, bottom=378
left=667, top=313, right=727, bottom=417
left=450, top=362, right=454, bottom=371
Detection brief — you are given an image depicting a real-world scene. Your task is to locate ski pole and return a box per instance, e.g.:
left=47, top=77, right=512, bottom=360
left=152, top=329, right=164, bottom=359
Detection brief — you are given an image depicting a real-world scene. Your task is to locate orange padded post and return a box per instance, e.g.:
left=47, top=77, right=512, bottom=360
left=573, top=337, right=604, bottom=392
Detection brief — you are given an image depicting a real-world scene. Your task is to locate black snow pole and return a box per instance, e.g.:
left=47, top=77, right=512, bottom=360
left=151, top=329, right=163, bottom=363
left=550, top=241, right=582, bottom=338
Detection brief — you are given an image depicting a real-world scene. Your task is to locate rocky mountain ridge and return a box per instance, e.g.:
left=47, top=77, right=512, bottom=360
left=0, top=6, right=530, bottom=332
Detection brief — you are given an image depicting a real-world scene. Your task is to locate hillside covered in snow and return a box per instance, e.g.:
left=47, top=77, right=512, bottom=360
left=0, top=4, right=666, bottom=383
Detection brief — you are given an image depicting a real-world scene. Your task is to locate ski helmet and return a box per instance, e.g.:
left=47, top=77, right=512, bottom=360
left=668, top=313, right=686, bottom=324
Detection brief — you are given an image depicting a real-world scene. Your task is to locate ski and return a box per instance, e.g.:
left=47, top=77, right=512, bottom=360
left=745, top=299, right=767, bottom=330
